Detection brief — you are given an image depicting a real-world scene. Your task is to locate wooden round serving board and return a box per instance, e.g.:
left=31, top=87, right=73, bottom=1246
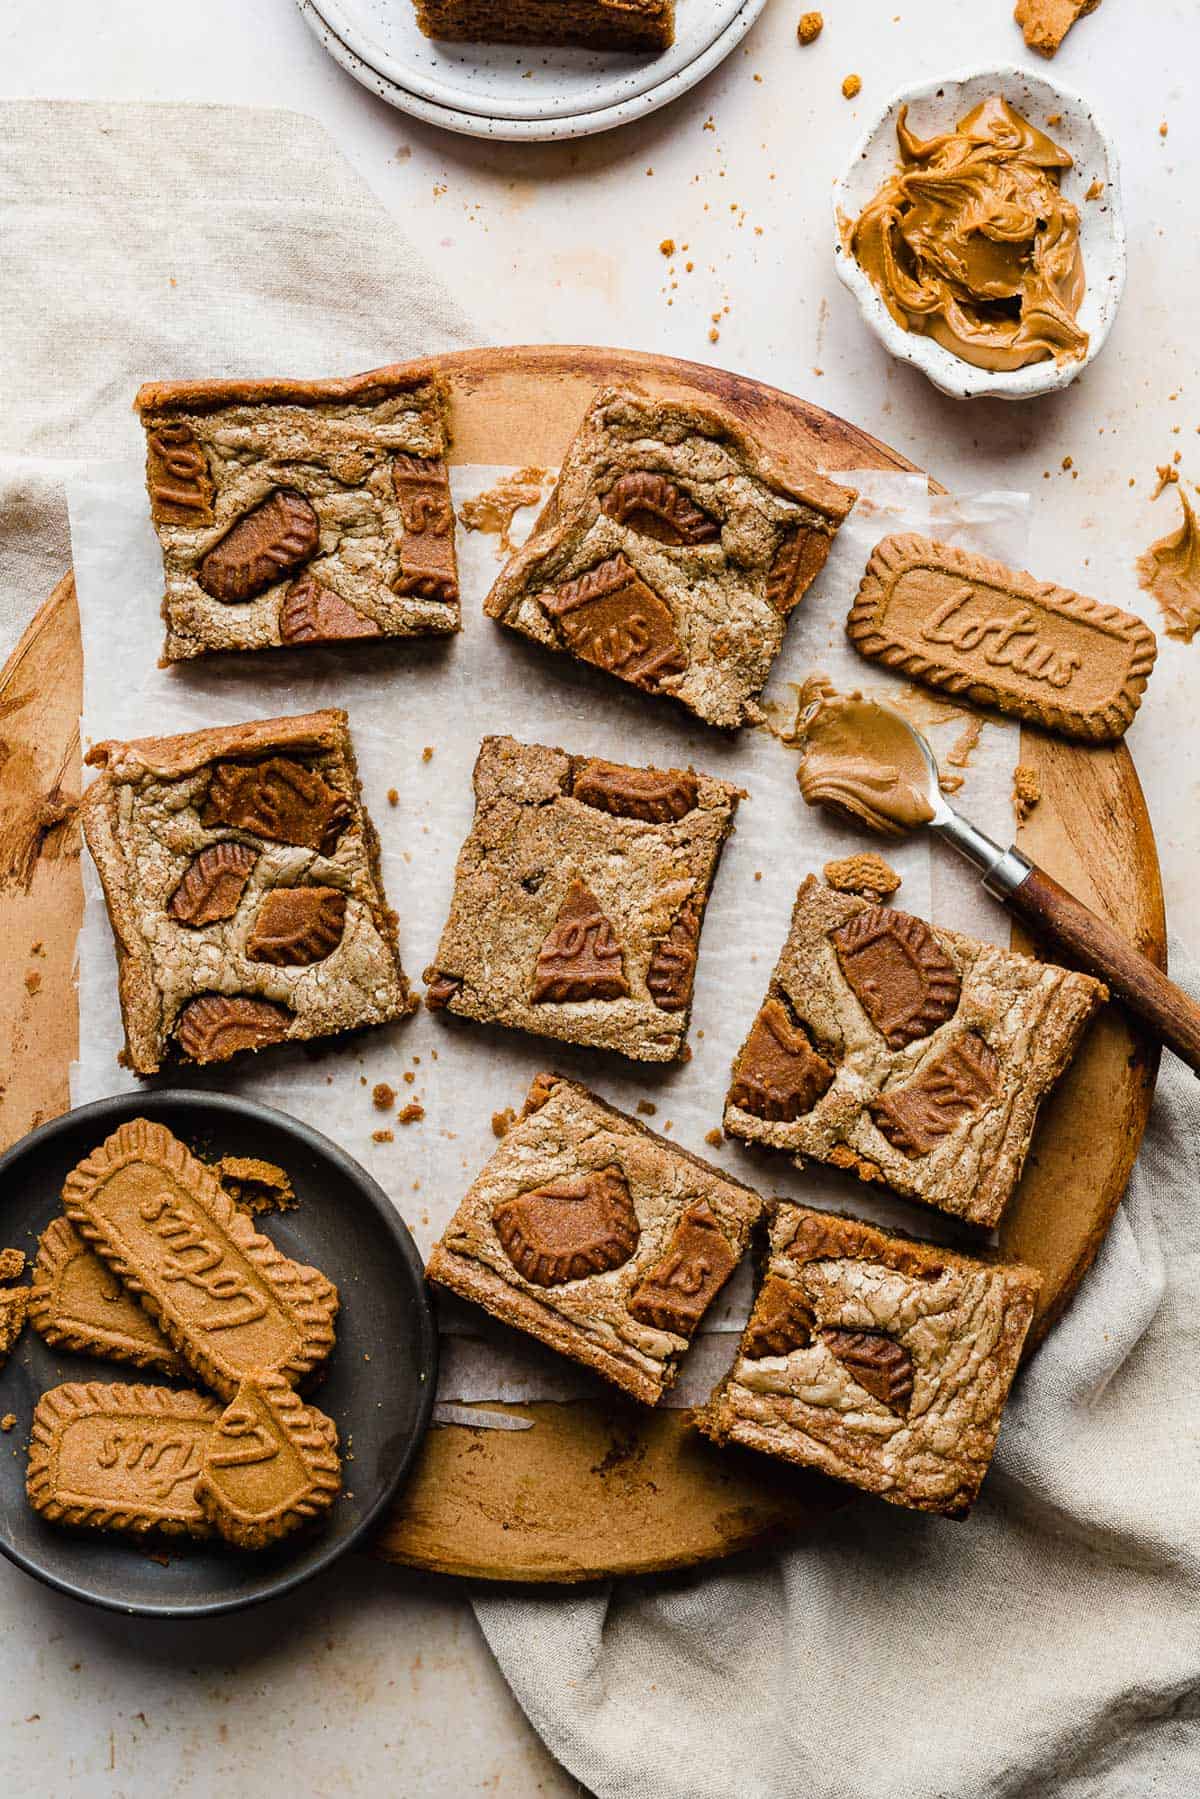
left=0, top=346, right=1164, bottom=1584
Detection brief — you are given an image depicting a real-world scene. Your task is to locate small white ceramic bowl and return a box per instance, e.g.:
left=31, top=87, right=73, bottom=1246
left=832, top=64, right=1126, bottom=401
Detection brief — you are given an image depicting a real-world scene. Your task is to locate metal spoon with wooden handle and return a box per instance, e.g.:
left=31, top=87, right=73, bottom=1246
left=798, top=697, right=1200, bottom=1073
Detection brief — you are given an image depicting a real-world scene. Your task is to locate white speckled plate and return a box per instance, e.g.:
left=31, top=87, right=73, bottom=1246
left=298, top=0, right=766, bottom=139
left=313, top=0, right=745, bottom=120
left=832, top=65, right=1126, bottom=401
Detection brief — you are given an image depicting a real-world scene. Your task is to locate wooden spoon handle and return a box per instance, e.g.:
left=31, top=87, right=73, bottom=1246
left=1008, top=865, right=1200, bottom=1073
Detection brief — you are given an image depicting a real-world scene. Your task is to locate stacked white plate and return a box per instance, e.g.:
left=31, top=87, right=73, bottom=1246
left=297, top=0, right=768, bottom=139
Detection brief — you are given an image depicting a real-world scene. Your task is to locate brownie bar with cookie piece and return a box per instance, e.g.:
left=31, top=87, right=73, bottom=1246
left=136, top=365, right=459, bottom=663
left=414, top=0, right=674, bottom=50
left=483, top=385, right=856, bottom=729
left=426, top=1074, right=762, bottom=1403
left=698, top=1201, right=1040, bottom=1516
left=723, top=876, right=1106, bottom=1228
left=424, top=734, right=740, bottom=1063
left=80, top=708, right=414, bottom=1074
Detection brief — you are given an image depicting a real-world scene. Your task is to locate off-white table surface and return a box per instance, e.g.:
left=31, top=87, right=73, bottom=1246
left=2, top=2, right=1196, bottom=1793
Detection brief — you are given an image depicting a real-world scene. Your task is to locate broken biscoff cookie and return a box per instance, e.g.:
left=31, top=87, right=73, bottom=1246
left=136, top=365, right=459, bottom=663
left=822, top=851, right=902, bottom=901
left=195, top=1374, right=341, bottom=1550
left=484, top=385, right=855, bottom=729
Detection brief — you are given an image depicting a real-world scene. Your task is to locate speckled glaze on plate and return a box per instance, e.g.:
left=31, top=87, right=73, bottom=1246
left=832, top=65, right=1126, bottom=401
left=297, top=0, right=766, bottom=140
left=0, top=1091, right=437, bottom=1617
left=316, top=0, right=746, bottom=120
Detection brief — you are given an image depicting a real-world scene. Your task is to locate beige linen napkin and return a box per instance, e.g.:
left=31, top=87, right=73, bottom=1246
left=0, top=97, right=479, bottom=660
left=473, top=961, right=1200, bottom=1799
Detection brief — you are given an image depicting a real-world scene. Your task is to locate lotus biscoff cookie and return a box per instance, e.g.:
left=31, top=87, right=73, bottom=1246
left=484, top=385, right=856, bottom=729
left=135, top=365, right=460, bottom=663
left=62, top=1118, right=338, bottom=1400
left=847, top=534, right=1157, bottom=741
left=697, top=1202, right=1040, bottom=1516
left=29, top=1216, right=187, bottom=1377
left=27, top=1382, right=224, bottom=1539
left=196, top=1374, right=341, bottom=1550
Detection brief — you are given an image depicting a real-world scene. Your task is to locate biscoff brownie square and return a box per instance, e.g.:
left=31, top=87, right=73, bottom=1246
left=426, top=1073, right=763, bottom=1404
left=698, top=1201, right=1040, bottom=1517
left=723, top=876, right=1106, bottom=1228
left=80, top=707, right=414, bottom=1074
left=135, top=365, right=459, bottom=663
left=483, top=384, right=856, bottom=729
left=425, top=734, right=740, bottom=1063
left=414, top=0, right=675, bottom=51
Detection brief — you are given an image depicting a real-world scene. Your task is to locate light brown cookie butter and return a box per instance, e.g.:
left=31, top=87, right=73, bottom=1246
left=27, top=1382, right=224, bottom=1538
left=196, top=1375, right=341, bottom=1549
left=848, top=535, right=1157, bottom=742
left=62, top=1118, right=338, bottom=1400
left=28, top=1217, right=186, bottom=1376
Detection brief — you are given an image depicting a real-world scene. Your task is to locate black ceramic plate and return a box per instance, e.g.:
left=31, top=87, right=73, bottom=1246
left=0, top=1091, right=437, bottom=1617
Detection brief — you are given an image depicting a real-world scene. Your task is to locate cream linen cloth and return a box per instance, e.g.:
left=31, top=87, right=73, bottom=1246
left=0, top=98, right=478, bottom=659
left=474, top=974, right=1200, bottom=1798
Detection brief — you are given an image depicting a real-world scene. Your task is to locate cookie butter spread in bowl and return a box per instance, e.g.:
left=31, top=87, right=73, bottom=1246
left=833, top=66, right=1124, bottom=400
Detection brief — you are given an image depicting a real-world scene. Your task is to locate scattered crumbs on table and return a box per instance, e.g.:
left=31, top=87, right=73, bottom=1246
left=387, top=788, right=399, bottom=806
left=842, top=73, right=862, bottom=99
left=422, top=746, right=434, bottom=762
left=797, top=10, right=823, bottom=44
left=372, top=1129, right=394, bottom=1144
left=398, top=1103, right=426, bottom=1125
left=372, top=1082, right=396, bottom=1110
left=492, top=1107, right=517, bottom=1138
left=637, top=1100, right=657, bottom=1116
left=704, top=1129, right=724, bottom=1149
left=403, top=1070, right=415, bottom=1084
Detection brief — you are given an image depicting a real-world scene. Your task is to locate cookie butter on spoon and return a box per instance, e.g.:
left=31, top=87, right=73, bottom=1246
left=849, top=94, right=1088, bottom=373
left=795, top=695, right=1200, bottom=1076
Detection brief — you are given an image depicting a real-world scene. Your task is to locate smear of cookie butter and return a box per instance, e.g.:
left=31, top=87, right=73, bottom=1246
left=796, top=695, right=935, bottom=837
left=849, top=94, right=1088, bottom=373
left=458, top=468, right=549, bottom=558
left=1137, top=484, right=1200, bottom=644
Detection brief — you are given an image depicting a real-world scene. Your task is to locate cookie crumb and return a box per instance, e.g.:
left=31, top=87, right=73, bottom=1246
left=0, top=1248, right=25, bottom=1283
left=1085, top=179, right=1104, bottom=201
left=0, top=1414, right=15, bottom=1433
left=24, top=970, right=41, bottom=996
left=659, top=237, right=676, bottom=255
left=214, top=1157, right=297, bottom=1215
left=372, top=1129, right=394, bottom=1144
left=1013, top=765, right=1041, bottom=823
left=372, top=1082, right=396, bottom=1110
left=403, top=1070, right=415, bottom=1084
left=491, top=1107, right=517, bottom=1138
left=422, top=746, right=434, bottom=762
left=797, top=9, right=823, bottom=43
left=398, top=1103, right=425, bottom=1125
left=823, top=852, right=902, bottom=901
left=387, top=788, right=399, bottom=807
left=704, top=1128, right=724, bottom=1149
left=842, top=73, right=862, bottom=99
left=636, top=1100, right=658, bottom=1116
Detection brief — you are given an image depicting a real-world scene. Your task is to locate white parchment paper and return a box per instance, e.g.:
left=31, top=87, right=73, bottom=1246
left=66, top=462, right=1027, bottom=1407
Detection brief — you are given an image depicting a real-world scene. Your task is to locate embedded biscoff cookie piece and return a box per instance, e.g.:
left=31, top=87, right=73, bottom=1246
left=484, top=384, right=856, bottom=729
left=414, top=0, right=674, bottom=50
left=62, top=1117, right=338, bottom=1401
left=697, top=1202, right=1040, bottom=1517
left=724, top=876, right=1106, bottom=1229
left=27, top=1382, right=225, bottom=1539
left=425, top=735, right=740, bottom=1064
left=426, top=1073, right=763, bottom=1404
left=136, top=365, right=459, bottom=663
left=81, top=707, right=414, bottom=1075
